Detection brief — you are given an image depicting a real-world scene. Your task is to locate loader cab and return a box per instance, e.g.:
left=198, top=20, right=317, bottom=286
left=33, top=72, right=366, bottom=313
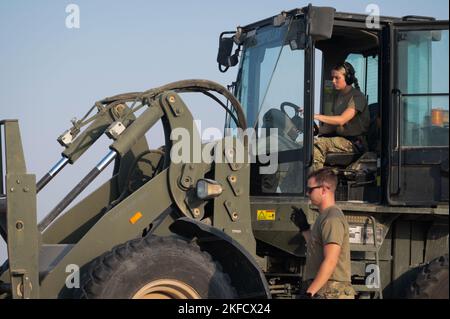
left=315, top=19, right=382, bottom=203
left=222, top=6, right=449, bottom=206
left=222, top=7, right=383, bottom=202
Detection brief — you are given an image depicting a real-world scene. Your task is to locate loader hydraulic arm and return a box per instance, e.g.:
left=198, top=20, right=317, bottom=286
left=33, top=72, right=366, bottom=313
left=36, top=79, right=246, bottom=194
left=37, top=79, right=247, bottom=232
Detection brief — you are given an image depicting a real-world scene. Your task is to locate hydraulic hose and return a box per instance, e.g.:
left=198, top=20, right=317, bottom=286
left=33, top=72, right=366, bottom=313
left=100, top=79, right=247, bottom=130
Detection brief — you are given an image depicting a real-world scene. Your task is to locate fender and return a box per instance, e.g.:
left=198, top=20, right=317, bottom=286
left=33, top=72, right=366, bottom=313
left=170, top=217, right=271, bottom=299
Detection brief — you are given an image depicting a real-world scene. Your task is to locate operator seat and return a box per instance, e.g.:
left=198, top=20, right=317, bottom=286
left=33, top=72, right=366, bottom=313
left=324, top=152, right=362, bottom=167
left=323, top=103, right=379, bottom=202
left=324, top=102, right=379, bottom=169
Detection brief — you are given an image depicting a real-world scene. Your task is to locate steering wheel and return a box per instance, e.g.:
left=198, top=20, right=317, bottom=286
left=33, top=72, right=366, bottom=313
left=280, top=102, right=302, bottom=118
left=280, top=102, right=304, bottom=133
left=280, top=102, right=320, bottom=136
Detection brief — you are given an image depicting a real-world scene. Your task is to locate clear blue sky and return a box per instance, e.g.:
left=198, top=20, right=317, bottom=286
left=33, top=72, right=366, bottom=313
left=1, top=0, right=448, bottom=261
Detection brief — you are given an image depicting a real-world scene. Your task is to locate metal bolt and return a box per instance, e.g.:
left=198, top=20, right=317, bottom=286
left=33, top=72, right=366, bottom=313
left=232, top=212, right=239, bottom=220
left=168, top=96, right=176, bottom=103
left=16, top=221, right=24, bottom=230
left=10, top=187, right=14, bottom=193
left=16, top=180, right=21, bottom=184
left=229, top=175, right=237, bottom=183
left=193, top=208, right=200, bottom=217
left=115, top=104, right=125, bottom=114
left=23, top=187, right=29, bottom=193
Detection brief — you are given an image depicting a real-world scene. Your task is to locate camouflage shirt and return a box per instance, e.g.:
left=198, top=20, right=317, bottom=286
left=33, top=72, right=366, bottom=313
left=304, top=205, right=351, bottom=283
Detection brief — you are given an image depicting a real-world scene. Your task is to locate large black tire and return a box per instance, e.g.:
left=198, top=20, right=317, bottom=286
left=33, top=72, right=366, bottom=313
left=409, top=254, right=449, bottom=299
left=79, top=235, right=237, bottom=299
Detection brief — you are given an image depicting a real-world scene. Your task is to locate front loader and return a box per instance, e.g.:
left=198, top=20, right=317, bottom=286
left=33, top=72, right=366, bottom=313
left=1, top=4, right=449, bottom=299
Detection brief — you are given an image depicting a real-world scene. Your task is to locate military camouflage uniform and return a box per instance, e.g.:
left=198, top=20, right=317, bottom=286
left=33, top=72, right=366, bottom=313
left=313, top=87, right=370, bottom=171
left=313, top=136, right=354, bottom=171
left=302, top=279, right=356, bottom=299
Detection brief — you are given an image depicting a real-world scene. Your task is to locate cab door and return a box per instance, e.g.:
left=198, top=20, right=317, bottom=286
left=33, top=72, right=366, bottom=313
left=388, top=19, right=449, bottom=205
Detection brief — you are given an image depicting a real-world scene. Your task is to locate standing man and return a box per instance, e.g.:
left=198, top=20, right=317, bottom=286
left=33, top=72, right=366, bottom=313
left=291, top=168, right=355, bottom=299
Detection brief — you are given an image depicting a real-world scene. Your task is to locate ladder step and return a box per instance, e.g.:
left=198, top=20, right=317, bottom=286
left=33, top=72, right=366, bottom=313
left=352, top=284, right=381, bottom=292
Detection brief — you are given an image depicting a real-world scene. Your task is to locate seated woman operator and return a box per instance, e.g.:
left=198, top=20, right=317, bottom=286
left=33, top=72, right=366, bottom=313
left=313, top=62, right=370, bottom=171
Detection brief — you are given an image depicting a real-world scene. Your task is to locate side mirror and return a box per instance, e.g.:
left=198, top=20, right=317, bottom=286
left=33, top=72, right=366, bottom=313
left=217, top=32, right=240, bottom=72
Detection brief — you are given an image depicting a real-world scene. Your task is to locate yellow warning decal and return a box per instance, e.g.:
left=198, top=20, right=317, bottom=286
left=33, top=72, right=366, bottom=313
left=257, top=209, right=276, bottom=221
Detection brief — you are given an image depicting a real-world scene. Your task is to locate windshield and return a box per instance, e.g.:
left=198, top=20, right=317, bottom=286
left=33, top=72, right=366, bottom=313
left=236, top=22, right=305, bottom=130
left=232, top=20, right=306, bottom=195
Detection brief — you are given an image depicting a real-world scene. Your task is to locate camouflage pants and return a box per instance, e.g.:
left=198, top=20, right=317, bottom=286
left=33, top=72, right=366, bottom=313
left=313, top=136, right=354, bottom=171
left=303, top=280, right=356, bottom=299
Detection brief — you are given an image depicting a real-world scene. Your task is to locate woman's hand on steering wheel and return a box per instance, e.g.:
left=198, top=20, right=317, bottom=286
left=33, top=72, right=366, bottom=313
left=280, top=102, right=304, bottom=134
left=280, top=102, right=303, bottom=118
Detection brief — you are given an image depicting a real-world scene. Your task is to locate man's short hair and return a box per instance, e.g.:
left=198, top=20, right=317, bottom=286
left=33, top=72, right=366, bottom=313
left=307, top=168, right=338, bottom=192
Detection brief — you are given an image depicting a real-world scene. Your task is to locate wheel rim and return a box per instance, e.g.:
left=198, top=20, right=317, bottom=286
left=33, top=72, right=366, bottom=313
left=132, top=279, right=201, bottom=299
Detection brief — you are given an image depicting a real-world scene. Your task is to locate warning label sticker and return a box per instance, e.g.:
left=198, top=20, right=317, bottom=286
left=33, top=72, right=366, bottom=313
left=257, top=209, right=276, bottom=221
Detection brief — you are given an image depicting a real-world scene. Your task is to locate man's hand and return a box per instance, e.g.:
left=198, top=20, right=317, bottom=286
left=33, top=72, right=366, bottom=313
left=291, top=206, right=310, bottom=232
left=299, top=292, right=324, bottom=299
